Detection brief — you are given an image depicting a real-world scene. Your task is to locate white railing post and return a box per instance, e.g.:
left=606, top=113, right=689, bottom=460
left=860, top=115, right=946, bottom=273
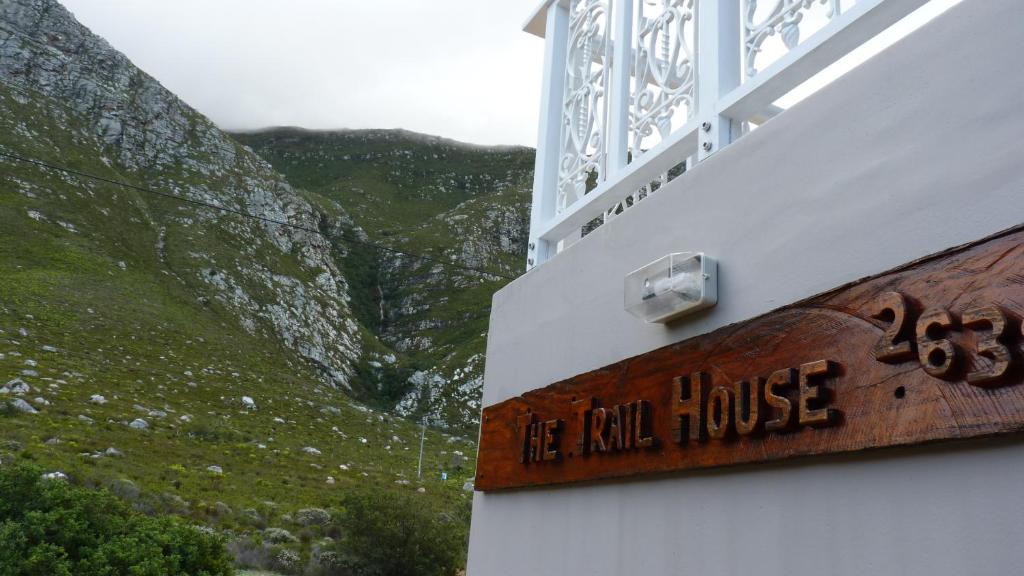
left=607, top=0, right=634, bottom=175
left=695, top=0, right=741, bottom=161
left=528, top=2, right=571, bottom=271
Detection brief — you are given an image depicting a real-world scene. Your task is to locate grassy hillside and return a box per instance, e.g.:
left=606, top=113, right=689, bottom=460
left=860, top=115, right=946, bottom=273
left=0, top=58, right=474, bottom=575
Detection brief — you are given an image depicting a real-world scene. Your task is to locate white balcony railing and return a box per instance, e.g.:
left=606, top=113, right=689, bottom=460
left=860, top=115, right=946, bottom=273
left=524, top=0, right=931, bottom=269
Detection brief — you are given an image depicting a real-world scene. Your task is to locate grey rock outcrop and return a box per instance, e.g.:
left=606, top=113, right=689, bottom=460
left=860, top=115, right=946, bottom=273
left=10, top=398, right=37, bottom=414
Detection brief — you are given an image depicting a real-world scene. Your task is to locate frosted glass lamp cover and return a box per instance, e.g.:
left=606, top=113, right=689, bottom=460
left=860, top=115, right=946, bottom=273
left=624, top=253, right=718, bottom=323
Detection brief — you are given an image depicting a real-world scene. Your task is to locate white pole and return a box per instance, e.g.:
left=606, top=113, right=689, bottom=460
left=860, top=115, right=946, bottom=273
left=417, top=419, right=427, bottom=480
left=608, top=0, right=634, bottom=174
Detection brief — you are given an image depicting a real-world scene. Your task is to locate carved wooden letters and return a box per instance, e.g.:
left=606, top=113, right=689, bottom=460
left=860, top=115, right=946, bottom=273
left=477, top=228, right=1024, bottom=491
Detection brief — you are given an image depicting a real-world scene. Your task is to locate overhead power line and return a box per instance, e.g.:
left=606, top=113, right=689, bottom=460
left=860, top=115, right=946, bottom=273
left=0, top=76, right=521, bottom=279
left=0, top=150, right=517, bottom=281
left=0, top=75, right=242, bottom=158
left=0, top=76, right=519, bottom=280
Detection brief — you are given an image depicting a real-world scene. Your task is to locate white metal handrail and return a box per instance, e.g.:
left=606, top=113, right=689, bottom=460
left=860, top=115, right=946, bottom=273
left=525, top=0, right=929, bottom=269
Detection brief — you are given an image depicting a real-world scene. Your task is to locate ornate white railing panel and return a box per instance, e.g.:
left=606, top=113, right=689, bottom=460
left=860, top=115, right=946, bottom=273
left=631, top=0, right=697, bottom=155
left=526, top=0, right=931, bottom=269
left=744, top=0, right=843, bottom=77
left=557, top=0, right=613, bottom=214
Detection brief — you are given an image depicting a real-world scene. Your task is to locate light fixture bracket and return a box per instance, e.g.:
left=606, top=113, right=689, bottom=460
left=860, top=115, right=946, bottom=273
left=624, top=252, right=718, bottom=323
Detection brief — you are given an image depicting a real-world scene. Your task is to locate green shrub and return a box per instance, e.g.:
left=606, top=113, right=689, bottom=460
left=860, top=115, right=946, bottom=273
left=0, top=463, right=234, bottom=576
left=335, top=489, right=468, bottom=576
left=295, top=507, right=331, bottom=527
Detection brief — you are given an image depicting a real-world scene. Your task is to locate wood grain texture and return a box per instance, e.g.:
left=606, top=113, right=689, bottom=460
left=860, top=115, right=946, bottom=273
left=476, top=227, right=1024, bottom=491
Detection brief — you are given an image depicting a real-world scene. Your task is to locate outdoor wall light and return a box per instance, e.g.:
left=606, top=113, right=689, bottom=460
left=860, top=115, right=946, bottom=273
left=624, top=253, right=718, bottom=323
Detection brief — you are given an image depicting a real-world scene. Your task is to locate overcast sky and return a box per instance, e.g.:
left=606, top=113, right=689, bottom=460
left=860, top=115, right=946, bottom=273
left=60, top=0, right=959, bottom=148
left=61, top=0, right=546, bottom=147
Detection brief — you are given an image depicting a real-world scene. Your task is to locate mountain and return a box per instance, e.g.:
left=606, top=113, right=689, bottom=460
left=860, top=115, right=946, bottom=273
left=0, top=0, right=531, bottom=566
left=0, top=0, right=364, bottom=388
left=233, top=128, right=533, bottom=430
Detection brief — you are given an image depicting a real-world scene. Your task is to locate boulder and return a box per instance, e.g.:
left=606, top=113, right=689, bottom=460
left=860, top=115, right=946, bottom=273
left=3, top=379, right=31, bottom=395
left=10, top=398, right=37, bottom=414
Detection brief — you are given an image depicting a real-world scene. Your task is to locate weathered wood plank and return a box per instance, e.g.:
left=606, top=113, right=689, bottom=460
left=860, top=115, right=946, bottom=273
left=476, top=228, right=1024, bottom=491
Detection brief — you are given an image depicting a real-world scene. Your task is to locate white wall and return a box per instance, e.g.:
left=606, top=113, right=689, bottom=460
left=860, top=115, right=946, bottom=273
left=469, top=0, right=1024, bottom=574
left=472, top=440, right=1024, bottom=576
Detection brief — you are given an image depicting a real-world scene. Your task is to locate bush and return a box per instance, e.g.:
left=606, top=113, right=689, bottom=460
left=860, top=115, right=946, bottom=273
left=226, top=537, right=275, bottom=572
left=295, top=507, right=332, bottom=527
left=335, top=489, right=468, bottom=576
left=0, top=463, right=233, bottom=576
left=273, top=548, right=301, bottom=572
left=263, top=527, right=299, bottom=544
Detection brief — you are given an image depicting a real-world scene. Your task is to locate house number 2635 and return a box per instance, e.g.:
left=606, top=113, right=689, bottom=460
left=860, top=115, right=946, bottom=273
left=866, top=291, right=1017, bottom=387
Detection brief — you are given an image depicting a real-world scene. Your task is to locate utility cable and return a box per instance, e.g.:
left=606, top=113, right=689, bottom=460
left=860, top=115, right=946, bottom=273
left=0, top=75, right=526, bottom=245
left=0, top=150, right=517, bottom=280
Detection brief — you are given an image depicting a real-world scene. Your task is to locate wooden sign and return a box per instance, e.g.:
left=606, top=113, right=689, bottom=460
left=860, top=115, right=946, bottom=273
left=476, top=227, right=1024, bottom=491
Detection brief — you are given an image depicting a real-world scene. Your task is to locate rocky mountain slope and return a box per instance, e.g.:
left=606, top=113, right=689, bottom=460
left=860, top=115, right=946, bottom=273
left=0, top=0, right=534, bottom=434
left=234, top=129, right=533, bottom=430
left=0, top=0, right=528, bottom=559
left=0, top=0, right=365, bottom=390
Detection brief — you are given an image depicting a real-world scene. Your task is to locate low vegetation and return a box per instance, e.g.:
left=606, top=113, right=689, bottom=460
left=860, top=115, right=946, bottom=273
left=0, top=463, right=470, bottom=576
left=0, top=463, right=233, bottom=575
